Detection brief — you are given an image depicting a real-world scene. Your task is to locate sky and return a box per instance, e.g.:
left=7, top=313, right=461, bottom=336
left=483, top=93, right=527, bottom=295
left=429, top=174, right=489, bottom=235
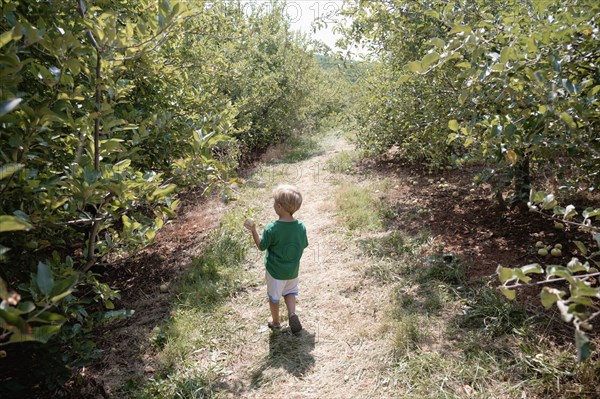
left=241, top=0, right=347, bottom=51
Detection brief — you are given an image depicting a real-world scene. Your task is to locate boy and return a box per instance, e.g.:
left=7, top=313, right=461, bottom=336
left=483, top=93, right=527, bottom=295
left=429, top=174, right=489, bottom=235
left=244, top=184, right=308, bottom=333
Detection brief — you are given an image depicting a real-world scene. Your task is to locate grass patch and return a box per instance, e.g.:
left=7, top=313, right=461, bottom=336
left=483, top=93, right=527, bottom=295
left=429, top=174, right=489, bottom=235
left=360, top=231, right=431, bottom=283
left=394, top=314, right=426, bottom=351
left=334, top=183, right=388, bottom=231
left=416, top=253, right=467, bottom=286
left=177, top=213, right=248, bottom=309
left=326, top=150, right=357, bottom=174
left=393, top=283, right=451, bottom=317
left=279, top=133, right=323, bottom=163
left=126, top=367, right=218, bottom=399
left=390, top=350, right=527, bottom=398
left=360, top=230, right=429, bottom=259
left=457, top=285, right=534, bottom=337
left=124, top=209, right=253, bottom=398
left=358, top=227, right=600, bottom=398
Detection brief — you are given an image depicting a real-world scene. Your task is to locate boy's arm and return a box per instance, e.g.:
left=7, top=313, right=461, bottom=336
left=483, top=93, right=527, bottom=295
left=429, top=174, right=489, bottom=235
left=250, top=226, right=261, bottom=250
left=244, top=219, right=262, bottom=250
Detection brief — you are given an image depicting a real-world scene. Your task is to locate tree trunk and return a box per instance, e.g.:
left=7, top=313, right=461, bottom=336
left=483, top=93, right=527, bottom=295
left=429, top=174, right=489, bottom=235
left=513, top=155, right=531, bottom=210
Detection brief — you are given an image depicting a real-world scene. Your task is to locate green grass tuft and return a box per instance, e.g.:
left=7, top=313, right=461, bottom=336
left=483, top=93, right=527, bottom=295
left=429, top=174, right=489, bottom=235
left=394, top=314, right=426, bottom=353
left=334, top=183, right=385, bottom=231
left=417, top=254, right=467, bottom=286
left=360, top=230, right=428, bottom=259
left=126, top=366, right=217, bottom=399
left=457, top=286, right=534, bottom=337
left=279, top=133, right=323, bottom=163
left=326, top=150, right=357, bottom=174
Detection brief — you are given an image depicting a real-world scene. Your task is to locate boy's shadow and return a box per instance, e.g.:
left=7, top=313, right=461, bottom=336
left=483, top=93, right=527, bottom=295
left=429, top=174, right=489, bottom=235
left=250, top=328, right=316, bottom=387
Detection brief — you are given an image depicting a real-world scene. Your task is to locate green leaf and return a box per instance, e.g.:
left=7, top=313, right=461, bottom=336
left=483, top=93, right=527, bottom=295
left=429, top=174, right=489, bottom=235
left=526, top=37, right=538, bottom=53
left=567, top=257, right=586, bottom=272
left=562, top=79, right=576, bottom=95
left=513, top=268, right=532, bottom=283
left=16, top=301, right=35, bottom=314
left=571, top=285, right=600, bottom=298
left=505, top=150, right=517, bottom=165
left=500, top=47, right=516, bottom=64
left=575, top=330, right=591, bottom=361
left=0, top=163, right=24, bottom=180
left=569, top=296, right=594, bottom=307
left=447, top=133, right=458, bottom=144
left=8, top=324, right=62, bottom=344
left=122, top=215, right=133, bottom=232
left=449, top=25, right=471, bottom=35
left=560, top=112, right=576, bottom=129
left=428, top=38, right=445, bottom=49
left=530, top=190, right=547, bottom=204
left=546, top=265, right=576, bottom=284
left=0, top=26, right=22, bottom=50
left=496, top=265, right=517, bottom=283
left=29, top=311, right=66, bottom=324
left=582, top=208, right=600, bottom=220
left=540, top=287, right=564, bottom=308
left=407, top=61, right=422, bottom=73
left=563, top=205, right=577, bottom=220
left=0, top=215, right=33, bottom=232
left=151, top=184, right=176, bottom=200
left=541, top=194, right=557, bottom=210
left=83, top=166, right=99, bottom=185
left=521, top=263, right=543, bottom=275
left=36, top=262, right=54, bottom=296
left=499, top=287, right=516, bottom=300
left=0, top=277, right=7, bottom=300
left=491, top=63, right=505, bottom=72
left=421, top=52, right=440, bottom=69
left=0, top=309, right=29, bottom=332
left=448, top=120, right=459, bottom=132
left=455, top=62, right=471, bottom=69
left=0, top=98, right=22, bottom=119
left=113, top=159, right=131, bottom=172
left=50, top=275, right=78, bottom=302
left=0, top=29, right=14, bottom=49
left=573, top=241, right=587, bottom=256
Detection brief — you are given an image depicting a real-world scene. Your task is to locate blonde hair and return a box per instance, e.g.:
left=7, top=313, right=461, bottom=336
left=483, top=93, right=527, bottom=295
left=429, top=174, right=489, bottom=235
left=273, top=184, right=303, bottom=215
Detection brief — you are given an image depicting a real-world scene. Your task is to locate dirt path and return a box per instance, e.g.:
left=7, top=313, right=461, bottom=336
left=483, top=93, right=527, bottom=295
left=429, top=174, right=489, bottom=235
left=207, top=133, right=397, bottom=398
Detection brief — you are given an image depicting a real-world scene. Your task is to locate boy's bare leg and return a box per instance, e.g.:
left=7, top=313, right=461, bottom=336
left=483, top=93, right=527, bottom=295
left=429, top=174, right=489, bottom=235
left=269, top=300, right=280, bottom=325
left=284, top=294, right=296, bottom=316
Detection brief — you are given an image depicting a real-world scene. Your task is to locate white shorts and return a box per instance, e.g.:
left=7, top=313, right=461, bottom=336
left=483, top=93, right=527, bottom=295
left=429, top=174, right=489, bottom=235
left=266, top=271, right=299, bottom=304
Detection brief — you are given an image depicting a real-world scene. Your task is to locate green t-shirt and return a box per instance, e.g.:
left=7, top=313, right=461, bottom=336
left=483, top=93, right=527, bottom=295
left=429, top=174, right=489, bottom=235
left=260, top=220, right=308, bottom=280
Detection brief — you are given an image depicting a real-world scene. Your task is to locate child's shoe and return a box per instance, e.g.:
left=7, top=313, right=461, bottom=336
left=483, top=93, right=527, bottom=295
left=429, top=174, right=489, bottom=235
left=267, top=318, right=281, bottom=330
left=288, top=314, right=302, bottom=334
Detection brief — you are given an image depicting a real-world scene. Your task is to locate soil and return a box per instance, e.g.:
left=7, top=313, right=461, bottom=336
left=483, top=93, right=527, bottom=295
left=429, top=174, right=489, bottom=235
left=11, top=132, right=597, bottom=397
left=364, top=160, right=588, bottom=282
left=67, top=196, right=228, bottom=398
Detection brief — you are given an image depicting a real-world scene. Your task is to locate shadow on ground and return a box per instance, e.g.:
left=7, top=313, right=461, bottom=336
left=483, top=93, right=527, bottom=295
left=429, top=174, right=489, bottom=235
left=249, top=329, right=316, bottom=388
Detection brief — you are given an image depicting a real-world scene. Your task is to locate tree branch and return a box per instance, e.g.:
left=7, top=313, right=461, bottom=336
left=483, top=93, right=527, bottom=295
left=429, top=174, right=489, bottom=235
left=528, top=207, right=600, bottom=232
left=502, top=272, right=600, bottom=290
